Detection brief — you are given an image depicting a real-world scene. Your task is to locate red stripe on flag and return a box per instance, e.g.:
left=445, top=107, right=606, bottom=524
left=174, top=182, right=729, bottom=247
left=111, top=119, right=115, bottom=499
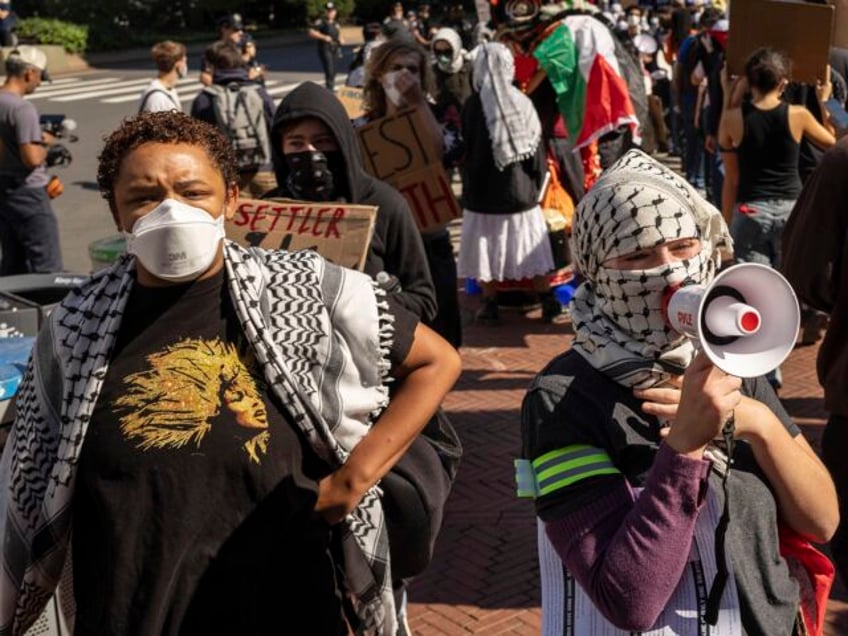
left=577, top=53, right=640, bottom=148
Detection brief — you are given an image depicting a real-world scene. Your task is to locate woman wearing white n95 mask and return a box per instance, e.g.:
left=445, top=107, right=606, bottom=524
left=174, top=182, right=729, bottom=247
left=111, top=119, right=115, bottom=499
left=0, top=111, right=461, bottom=636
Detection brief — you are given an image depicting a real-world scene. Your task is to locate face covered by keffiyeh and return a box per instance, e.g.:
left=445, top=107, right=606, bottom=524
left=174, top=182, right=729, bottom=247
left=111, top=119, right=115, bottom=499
left=569, top=149, right=733, bottom=388
left=472, top=41, right=542, bottom=171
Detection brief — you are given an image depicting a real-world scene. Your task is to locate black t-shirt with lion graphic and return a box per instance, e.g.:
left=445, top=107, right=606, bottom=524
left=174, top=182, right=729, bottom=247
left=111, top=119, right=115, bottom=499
left=73, top=268, right=403, bottom=635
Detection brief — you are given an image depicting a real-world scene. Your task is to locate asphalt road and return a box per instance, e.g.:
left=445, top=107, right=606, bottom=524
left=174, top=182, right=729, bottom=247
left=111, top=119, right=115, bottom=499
left=33, top=40, right=356, bottom=274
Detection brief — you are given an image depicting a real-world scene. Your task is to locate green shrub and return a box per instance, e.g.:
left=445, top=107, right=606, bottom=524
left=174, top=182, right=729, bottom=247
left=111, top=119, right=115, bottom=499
left=305, top=0, right=355, bottom=22
left=16, top=17, right=89, bottom=54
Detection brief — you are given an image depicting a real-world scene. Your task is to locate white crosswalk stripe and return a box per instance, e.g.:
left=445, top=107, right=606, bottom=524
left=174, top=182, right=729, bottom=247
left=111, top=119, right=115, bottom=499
left=26, top=74, right=348, bottom=107
left=52, top=76, right=202, bottom=102
left=26, top=77, right=124, bottom=99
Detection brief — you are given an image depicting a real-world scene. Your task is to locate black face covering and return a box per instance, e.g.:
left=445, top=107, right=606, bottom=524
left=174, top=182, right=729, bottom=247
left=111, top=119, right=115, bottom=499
left=284, top=150, right=345, bottom=202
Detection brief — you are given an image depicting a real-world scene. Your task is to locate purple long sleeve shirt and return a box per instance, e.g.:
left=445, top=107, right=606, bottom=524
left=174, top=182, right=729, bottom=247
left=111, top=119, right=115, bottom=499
left=544, top=443, right=711, bottom=632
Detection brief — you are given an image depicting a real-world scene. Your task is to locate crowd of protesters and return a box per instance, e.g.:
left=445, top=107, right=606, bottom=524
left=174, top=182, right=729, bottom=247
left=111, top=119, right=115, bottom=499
left=3, top=1, right=848, bottom=635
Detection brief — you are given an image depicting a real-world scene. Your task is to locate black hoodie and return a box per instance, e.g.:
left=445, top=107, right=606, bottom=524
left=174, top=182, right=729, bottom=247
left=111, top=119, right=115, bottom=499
left=266, top=81, right=437, bottom=322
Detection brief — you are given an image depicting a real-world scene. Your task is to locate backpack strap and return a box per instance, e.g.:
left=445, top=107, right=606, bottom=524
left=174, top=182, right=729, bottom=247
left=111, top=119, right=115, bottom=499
left=138, top=88, right=180, bottom=114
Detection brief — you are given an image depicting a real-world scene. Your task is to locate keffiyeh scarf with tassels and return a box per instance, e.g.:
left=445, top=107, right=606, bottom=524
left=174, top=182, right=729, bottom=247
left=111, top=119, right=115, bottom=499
left=473, top=42, right=542, bottom=171
left=0, top=241, right=398, bottom=635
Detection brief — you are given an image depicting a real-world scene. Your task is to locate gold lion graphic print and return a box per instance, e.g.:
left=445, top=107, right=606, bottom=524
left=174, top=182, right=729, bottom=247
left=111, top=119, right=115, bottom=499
left=115, top=337, right=270, bottom=463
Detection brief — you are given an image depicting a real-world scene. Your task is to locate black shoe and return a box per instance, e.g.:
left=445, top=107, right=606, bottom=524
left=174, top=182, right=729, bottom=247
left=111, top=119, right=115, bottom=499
left=476, top=297, right=499, bottom=324
left=800, top=312, right=827, bottom=346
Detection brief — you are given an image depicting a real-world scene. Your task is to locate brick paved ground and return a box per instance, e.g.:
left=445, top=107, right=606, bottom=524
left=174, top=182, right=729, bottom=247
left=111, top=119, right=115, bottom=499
left=405, top=280, right=848, bottom=634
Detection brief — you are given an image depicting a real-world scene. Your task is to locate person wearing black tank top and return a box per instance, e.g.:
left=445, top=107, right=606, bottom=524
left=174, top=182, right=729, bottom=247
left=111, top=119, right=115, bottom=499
left=719, top=48, right=835, bottom=242
left=719, top=48, right=835, bottom=389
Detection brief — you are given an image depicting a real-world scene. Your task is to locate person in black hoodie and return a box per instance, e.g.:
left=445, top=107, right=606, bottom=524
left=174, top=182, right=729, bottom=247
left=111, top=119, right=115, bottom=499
left=265, top=80, right=437, bottom=325
left=267, top=83, right=457, bottom=635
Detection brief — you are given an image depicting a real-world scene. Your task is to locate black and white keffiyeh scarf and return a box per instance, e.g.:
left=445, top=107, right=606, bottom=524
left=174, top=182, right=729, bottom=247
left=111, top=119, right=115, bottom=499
left=472, top=42, right=542, bottom=171
left=0, top=241, right=398, bottom=635
left=569, top=149, right=733, bottom=388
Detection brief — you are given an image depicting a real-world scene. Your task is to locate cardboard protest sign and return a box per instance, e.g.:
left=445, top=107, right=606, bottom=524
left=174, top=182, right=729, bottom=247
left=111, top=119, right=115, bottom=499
left=228, top=198, right=377, bottom=271
left=337, top=86, right=365, bottom=120
left=727, top=0, right=834, bottom=85
left=829, top=0, right=848, bottom=48
left=357, top=107, right=462, bottom=232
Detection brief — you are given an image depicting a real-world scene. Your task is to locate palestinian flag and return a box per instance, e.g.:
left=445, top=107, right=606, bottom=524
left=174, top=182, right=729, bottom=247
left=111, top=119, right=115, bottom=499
left=533, top=14, right=640, bottom=150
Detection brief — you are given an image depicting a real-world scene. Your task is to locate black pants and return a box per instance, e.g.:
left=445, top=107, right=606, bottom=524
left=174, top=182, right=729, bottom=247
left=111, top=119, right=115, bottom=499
left=0, top=181, right=63, bottom=275
left=318, top=45, right=336, bottom=91
left=822, top=413, right=848, bottom=585
left=422, top=229, right=462, bottom=349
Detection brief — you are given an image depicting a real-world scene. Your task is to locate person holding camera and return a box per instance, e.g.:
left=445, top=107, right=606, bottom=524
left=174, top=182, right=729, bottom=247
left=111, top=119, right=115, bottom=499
left=0, top=46, right=63, bottom=275
left=308, top=2, right=343, bottom=92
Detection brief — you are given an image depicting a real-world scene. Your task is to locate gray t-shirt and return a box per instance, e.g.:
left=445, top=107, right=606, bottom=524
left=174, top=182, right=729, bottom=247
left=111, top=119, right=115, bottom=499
left=0, top=89, right=48, bottom=188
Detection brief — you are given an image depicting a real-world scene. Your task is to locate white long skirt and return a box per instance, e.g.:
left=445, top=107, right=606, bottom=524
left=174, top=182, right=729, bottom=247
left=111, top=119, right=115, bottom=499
left=457, top=205, right=555, bottom=282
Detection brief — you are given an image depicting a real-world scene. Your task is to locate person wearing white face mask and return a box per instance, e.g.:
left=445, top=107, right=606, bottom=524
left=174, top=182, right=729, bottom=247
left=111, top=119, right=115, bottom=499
left=359, top=39, right=464, bottom=347
left=137, top=40, right=186, bottom=114
left=0, top=111, right=461, bottom=635
left=520, top=149, right=838, bottom=636
left=430, top=27, right=473, bottom=115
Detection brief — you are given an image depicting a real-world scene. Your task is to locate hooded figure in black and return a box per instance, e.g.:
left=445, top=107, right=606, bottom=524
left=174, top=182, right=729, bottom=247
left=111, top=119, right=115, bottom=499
left=267, top=83, right=459, bottom=626
left=266, top=81, right=437, bottom=322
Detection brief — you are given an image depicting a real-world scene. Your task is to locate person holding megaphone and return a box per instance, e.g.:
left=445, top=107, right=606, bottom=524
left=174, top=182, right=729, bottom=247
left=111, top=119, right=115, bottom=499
left=519, top=150, right=838, bottom=635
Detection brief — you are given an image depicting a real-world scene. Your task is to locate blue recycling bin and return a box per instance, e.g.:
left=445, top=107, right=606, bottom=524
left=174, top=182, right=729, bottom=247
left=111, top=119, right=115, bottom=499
left=0, top=337, right=35, bottom=400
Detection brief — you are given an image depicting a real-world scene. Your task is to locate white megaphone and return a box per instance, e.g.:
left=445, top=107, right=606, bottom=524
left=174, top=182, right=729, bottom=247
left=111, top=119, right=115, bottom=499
left=665, top=263, right=800, bottom=378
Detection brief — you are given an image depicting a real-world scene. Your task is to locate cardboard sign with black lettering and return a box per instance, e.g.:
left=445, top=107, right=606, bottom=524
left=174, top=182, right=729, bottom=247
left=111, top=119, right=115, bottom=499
left=357, top=107, right=462, bottom=232
left=337, top=86, right=365, bottom=120
left=727, top=0, right=834, bottom=85
left=228, top=198, right=377, bottom=271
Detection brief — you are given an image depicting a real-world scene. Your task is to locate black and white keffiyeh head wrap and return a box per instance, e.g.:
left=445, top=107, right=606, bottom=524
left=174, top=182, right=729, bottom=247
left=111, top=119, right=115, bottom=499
left=472, top=41, right=542, bottom=171
left=570, top=149, right=733, bottom=388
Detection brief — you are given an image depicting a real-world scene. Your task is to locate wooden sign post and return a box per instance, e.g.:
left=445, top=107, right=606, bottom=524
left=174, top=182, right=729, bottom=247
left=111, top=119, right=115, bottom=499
left=357, top=107, right=462, bottom=232
left=228, top=198, right=377, bottom=271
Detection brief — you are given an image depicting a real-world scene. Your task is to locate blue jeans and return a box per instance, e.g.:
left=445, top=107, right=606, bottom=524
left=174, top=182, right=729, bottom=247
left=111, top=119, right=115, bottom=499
left=730, top=198, right=795, bottom=269
left=731, top=198, right=794, bottom=388
left=0, top=182, right=63, bottom=275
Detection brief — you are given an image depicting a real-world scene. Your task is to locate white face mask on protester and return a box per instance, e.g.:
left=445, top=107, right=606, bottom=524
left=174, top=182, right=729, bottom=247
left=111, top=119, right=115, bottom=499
left=381, top=69, right=405, bottom=106
left=124, top=198, right=226, bottom=283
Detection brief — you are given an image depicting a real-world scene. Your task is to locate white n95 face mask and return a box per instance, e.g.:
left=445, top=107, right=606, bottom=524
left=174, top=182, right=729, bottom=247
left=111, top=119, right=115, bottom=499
left=124, top=198, right=226, bottom=283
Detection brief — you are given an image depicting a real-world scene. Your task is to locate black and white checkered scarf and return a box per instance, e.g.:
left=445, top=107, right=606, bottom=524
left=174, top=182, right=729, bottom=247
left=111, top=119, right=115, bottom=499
left=472, top=42, right=542, bottom=171
left=570, top=149, right=732, bottom=388
left=0, top=241, right=398, bottom=635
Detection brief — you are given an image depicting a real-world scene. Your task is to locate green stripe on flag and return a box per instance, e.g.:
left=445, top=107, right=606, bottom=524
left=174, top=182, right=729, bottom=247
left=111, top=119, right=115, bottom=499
left=533, top=23, right=587, bottom=143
